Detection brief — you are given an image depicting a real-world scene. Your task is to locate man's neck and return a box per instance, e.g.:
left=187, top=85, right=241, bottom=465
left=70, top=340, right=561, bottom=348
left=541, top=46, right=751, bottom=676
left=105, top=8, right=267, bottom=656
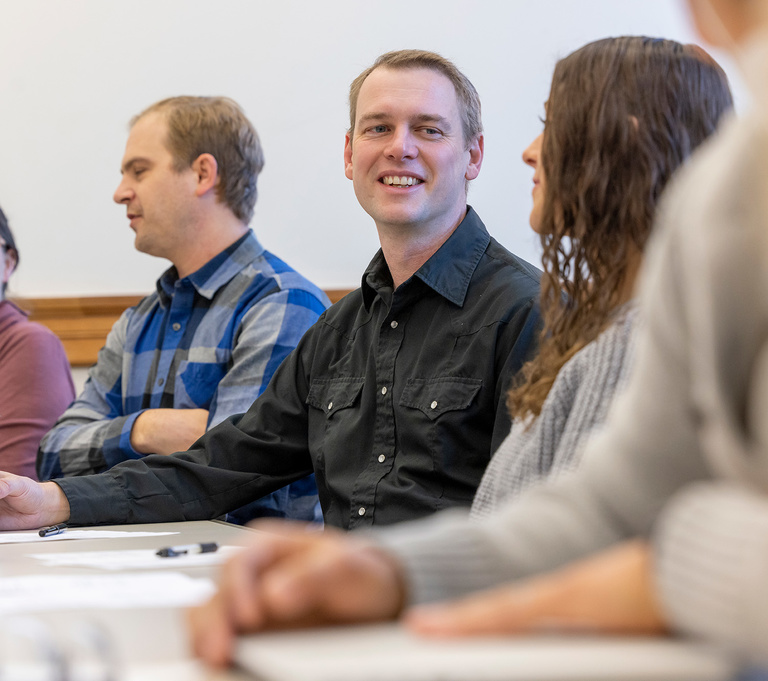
left=173, top=213, right=249, bottom=280
left=377, top=207, right=467, bottom=289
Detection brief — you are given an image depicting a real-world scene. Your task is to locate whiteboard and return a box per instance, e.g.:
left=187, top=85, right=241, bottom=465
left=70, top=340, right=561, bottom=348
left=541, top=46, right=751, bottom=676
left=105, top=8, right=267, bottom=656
left=0, top=0, right=741, bottom=297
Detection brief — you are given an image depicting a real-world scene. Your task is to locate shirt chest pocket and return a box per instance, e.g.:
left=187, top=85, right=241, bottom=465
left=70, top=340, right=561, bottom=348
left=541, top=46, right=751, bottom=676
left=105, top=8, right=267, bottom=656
left=399, top=377, right=483, bottom=420
left=305, top=377, right=367, bottom=472
left=176, top=360, right=228, bottom=409
left=306, top=377, right=366, bottom=418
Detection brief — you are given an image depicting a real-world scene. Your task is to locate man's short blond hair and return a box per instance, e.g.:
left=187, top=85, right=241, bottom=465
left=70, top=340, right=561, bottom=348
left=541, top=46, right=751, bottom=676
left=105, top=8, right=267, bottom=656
left=133, top=96, right=264, bottom=224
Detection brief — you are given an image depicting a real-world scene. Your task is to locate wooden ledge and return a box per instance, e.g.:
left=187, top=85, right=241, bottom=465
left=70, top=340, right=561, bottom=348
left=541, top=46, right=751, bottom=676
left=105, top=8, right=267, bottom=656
left=12, top=289, right=352, bottom=367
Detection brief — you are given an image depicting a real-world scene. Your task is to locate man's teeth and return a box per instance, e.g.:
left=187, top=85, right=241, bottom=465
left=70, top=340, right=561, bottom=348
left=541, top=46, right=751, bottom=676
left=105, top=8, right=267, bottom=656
left=382, top=176, right=421, bottom=186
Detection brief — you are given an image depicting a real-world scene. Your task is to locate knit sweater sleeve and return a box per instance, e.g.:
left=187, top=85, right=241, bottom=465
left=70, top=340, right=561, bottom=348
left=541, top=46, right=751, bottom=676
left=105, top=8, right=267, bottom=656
left=654, top=484, right=768, bottom=666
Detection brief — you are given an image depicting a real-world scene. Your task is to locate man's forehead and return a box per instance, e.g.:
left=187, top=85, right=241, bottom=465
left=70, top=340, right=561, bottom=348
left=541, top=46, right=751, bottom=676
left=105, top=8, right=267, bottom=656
left=355, top=67, right=460, bottom=118
left=122, top=113, right=171, bottom=162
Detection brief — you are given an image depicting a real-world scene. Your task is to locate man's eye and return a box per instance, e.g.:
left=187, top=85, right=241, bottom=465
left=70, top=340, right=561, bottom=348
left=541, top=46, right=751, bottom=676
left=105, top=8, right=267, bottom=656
left=369, top=125, right=387, bottom=134
left=422, top=127, right=441, bottom=136
left=134, top=169, right=146, bottom=177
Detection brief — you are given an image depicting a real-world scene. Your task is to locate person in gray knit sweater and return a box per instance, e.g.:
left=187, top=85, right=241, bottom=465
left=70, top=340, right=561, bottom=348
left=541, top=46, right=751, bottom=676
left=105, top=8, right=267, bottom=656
left=189, top=34, right=736, bottom=668
left=472, top=34, right=726, bottom=520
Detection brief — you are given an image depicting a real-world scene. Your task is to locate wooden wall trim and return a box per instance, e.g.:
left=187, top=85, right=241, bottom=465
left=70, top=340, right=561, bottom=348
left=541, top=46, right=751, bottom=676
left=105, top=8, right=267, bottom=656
left=12, top=289, right=352, bottom=367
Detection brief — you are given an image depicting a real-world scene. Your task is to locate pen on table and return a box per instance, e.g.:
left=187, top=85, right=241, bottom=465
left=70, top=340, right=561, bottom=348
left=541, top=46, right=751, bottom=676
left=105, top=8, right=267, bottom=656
left=156, top=542, right=219, bottom=558
left=38, top=523, right=68, bottom=537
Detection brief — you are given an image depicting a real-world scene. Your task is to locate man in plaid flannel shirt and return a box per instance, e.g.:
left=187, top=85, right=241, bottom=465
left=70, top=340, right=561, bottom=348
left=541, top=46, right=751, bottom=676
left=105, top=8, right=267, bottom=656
left=37, top=96, right=329, bottom=523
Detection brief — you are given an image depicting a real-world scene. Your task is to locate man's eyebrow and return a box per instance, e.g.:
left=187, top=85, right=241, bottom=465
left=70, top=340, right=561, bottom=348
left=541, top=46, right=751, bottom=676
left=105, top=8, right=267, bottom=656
left=357, top=112, right=453, bottom=127
left=357, top=112, right=390, bottom=125
left=413, top=113, right=452, bottom=128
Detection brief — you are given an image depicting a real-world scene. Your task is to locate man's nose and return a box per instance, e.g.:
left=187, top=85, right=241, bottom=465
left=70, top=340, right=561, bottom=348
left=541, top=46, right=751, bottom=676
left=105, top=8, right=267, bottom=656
left=113, top=178, right=132, bottom=204
left=385, top=127, right=418, bottom=160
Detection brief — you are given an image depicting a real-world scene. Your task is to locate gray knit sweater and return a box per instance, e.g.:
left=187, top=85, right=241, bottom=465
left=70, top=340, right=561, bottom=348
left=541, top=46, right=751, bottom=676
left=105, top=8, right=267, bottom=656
left=471, top=307, right=637, bottom=519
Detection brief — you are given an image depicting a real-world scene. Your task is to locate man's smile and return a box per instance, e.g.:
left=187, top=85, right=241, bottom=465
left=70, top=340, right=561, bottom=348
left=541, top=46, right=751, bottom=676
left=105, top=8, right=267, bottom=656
left=379, top=175, right=424, bottom=187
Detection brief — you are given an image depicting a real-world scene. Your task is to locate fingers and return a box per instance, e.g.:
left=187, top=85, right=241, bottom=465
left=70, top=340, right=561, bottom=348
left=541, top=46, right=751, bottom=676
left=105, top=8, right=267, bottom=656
left=219, top=536, right=293, bottom=629
left=189, top=533, right=299, bottom=668
left=188, top=592, right=236, bottom=668
left=191, top=523, right=408, bottom=667
left=256, top=539, right=391, bottom=623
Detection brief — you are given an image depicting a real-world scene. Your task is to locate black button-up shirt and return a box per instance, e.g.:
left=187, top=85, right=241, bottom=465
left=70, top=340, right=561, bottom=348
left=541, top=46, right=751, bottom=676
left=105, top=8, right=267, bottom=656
left=61, top=208, right=542, bottom=529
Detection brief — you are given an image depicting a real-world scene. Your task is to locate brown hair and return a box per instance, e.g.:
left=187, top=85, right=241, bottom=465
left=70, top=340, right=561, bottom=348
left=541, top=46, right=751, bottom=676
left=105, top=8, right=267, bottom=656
left=508, top=36, right=733, bottom=421
left=348, top=49, right=482, bottom=147
left=132, top=96, right=264, bottom=224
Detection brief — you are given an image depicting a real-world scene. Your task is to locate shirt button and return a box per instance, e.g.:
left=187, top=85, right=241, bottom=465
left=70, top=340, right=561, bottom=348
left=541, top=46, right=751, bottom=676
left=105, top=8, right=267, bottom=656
left=390, top=320, right=398, bottom=329
left=172, top=323, right=181, bottom=331
left=378, top=454, right=385, bottom=463
left=327, top=402, right=333, bottom=410
left=430, top=400, right=438, bottom=409
left=381, top=386, right=387, bottom=395
left=157, top=378, right=164, bottom=386
left=358, top=507, right=366, bottom=516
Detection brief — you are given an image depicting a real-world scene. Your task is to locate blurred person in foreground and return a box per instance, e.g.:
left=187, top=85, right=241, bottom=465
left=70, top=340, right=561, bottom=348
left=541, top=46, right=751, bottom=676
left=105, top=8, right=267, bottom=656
left=0, top=208, right=74, bottom=479
left=190, top=20, right=768, bottom=667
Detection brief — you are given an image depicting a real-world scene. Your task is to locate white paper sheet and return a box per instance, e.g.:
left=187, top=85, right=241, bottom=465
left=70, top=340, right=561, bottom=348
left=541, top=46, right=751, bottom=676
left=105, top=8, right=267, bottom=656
left=29, top=544, right=242, bottom=570
left=0, top=529, right=178, bottom=544
left=0, top=572, right=215, bottom=613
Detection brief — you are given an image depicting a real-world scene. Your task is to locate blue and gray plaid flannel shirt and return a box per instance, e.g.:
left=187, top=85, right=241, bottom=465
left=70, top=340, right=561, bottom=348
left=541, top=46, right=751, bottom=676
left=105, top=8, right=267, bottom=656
left=38, top=231, right=329, bottom=521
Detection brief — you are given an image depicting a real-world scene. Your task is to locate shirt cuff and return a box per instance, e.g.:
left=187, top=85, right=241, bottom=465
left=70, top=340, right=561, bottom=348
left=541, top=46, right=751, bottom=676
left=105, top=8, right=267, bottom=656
left=102, top=410, right=147, bottom=468
left=54, top=474, right=131, bottom=526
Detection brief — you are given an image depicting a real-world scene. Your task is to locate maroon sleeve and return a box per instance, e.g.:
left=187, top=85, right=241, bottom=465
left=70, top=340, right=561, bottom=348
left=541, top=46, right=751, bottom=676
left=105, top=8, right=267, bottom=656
left=0, top=320, right=75, bottom=479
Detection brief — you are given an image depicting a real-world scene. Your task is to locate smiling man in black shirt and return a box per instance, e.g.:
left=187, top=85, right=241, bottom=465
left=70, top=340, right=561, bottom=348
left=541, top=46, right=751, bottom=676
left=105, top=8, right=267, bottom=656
left=0, top=50, right=540, bottom=530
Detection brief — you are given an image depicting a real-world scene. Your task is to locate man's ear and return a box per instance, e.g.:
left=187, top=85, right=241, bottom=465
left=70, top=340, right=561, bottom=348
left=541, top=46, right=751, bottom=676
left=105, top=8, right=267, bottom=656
left=464, top=134, right=484, bottom=181
left=192, top=153, right=219, bottom=197
left=344, top=133, right=354, bottom=181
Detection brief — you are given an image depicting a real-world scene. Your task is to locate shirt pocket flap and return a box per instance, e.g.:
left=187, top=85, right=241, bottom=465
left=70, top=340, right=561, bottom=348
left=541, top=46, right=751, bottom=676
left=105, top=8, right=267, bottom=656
left=306, top=377, right=366, bottom=416
left=400, top=377, right=483, bottom=421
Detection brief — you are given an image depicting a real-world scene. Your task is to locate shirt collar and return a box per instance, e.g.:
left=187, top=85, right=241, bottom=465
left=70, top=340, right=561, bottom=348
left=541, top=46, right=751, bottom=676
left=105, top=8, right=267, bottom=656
left=156, top=231, right=263, bottom=306
left=361, top=206, right=490, bottom=309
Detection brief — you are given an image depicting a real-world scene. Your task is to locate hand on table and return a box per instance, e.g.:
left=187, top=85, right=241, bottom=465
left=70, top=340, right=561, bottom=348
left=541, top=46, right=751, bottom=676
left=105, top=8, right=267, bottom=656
left=0, top=472, right=70, bottom=530
left=189, top=520, right=406, bottom=668
left=130, top=408, right=209, bottom=456
left=406, top=540, right=668, bottom=637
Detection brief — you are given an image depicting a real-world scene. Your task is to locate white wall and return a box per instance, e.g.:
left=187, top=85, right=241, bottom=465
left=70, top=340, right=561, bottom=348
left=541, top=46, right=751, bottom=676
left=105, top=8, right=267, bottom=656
left=0, top=0, right=741, bottom=298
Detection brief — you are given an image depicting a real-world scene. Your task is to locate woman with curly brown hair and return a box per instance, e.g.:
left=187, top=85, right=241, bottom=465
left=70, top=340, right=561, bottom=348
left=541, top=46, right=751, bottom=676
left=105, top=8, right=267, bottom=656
left=470, top=36, right=733, bottom=518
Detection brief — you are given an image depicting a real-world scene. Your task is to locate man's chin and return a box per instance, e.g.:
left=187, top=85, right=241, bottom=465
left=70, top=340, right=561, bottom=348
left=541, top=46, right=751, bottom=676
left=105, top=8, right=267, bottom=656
left=133, top=236, right=160, bottom=258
